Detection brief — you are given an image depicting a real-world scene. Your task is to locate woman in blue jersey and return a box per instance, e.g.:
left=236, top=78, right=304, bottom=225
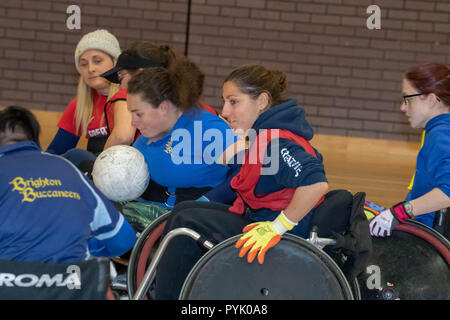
left=123, top=57, right=237, bottom=230
left=368, top=62, right=450, bottom=236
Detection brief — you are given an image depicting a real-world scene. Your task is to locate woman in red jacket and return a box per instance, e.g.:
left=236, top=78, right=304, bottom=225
left=47, top=29, right=136, bottom=156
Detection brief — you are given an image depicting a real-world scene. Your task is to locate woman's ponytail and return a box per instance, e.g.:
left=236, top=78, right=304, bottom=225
left=127, top=57, right=205, bottom=112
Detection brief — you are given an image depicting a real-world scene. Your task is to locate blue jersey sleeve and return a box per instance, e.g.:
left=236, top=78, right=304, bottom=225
left=433, top=158, right=450, bottom=198
left=74, top=171, right=137, bottom=257
left=430, top=134, right=450, bottom=198
left=88, top=219, right=136, bottom=257
left=46, top=128, right=80, bottom=155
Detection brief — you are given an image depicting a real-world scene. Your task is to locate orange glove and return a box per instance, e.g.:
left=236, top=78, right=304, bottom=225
left=235, top=211, right=296, bottom=264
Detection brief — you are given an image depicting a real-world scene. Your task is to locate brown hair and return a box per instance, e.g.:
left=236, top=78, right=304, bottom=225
left=123, top=41, right=176, bottom=76
left=405, top=62, right=450, bottom=106
left=224, top=64, right=287, bottom=107
left=127, top=57, right=204, bottom=112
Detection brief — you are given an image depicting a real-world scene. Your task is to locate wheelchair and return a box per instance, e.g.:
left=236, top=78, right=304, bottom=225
left=433, top=207, right=449, bottom=241
left=126, top=211, right=172, bottom=299
left=127, top=191, right=450, bottom=300
left=127, top=190, right=366, bottom=300
left=358, top=219, right=450, bottom=300
left=132, top=225, right=362, bottom=300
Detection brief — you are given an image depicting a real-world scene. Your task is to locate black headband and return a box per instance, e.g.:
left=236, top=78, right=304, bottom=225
left=101, top=52, right=165, bottom=84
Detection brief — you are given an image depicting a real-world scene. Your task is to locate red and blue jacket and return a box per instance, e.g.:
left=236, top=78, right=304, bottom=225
left=205, top=99, right=327, bottom=237
left=229, top=128, right=325, bottom=215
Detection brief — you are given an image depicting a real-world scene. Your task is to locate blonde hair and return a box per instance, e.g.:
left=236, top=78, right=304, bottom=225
left=73, top=29, right=121, bottom=137
left=75, top=77, right=119, bottom=137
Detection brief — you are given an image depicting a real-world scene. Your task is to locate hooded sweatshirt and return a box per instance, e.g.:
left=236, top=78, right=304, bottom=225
left=206, top=99, right=327, bottom=237
left=406, top=113, right=450, bottom=227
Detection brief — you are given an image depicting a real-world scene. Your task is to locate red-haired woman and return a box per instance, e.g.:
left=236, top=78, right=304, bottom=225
left=369, top=62, right=450, bottom=236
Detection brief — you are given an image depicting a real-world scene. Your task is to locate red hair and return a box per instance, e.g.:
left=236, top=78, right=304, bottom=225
left=405, top=62, right=450, bottom=106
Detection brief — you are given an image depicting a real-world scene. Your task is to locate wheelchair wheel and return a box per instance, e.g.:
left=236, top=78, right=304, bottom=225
left=433, top=208, right=449, bottom=241
left=358, top=220, right=450, bottom=300
left=179, top=233, right=355, bottom=300
left=126, top=211, right=172, bottom=299
left=349, top=277, right=361, bottom=300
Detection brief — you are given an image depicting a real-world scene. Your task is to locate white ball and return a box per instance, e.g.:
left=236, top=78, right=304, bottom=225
left=92, top=145, right=149, bottom=202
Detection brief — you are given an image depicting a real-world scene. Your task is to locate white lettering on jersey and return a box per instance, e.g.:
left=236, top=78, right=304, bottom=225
left=280, top=148, right=302, bottom=177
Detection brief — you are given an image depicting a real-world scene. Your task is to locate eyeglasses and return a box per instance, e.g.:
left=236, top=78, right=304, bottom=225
left=402, top=93, right=423, bottom=105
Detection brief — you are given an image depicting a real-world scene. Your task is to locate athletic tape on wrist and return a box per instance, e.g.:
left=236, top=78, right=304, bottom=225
left=279, top=210, right=297, bottom=229
left=271, top=218, right=288, bottom=235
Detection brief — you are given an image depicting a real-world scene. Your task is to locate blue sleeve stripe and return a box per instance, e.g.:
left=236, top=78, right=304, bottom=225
left=94, top=214, right=124, bottom=240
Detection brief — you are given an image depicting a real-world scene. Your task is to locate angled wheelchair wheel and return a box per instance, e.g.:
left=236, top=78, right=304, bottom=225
left=126, top=211, right=172, bottom=299
left=358, top=220, right=450, bottom=300
left=179, top=233, right=355, bottom=300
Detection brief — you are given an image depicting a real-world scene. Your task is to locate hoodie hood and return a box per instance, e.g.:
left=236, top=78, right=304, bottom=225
left=252, top=99, right=314, bottom=140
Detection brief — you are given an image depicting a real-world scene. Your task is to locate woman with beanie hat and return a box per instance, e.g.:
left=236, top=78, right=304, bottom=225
left=46, top=29, right=136, bottom=157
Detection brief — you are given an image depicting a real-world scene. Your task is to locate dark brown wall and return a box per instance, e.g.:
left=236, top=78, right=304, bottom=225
left=1, top=0, right=449, bottom=141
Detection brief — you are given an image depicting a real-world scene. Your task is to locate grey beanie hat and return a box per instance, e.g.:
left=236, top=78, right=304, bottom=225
left=74, top=29, right=121, bottom=72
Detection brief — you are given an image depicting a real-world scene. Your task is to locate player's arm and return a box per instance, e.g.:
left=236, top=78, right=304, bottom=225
left=46, top=128, right=80, bottom=155
left=408, top=188, right=450, bottom=216
left=88, top=216, right=136, bottom=258
left=82, top=174, right=137, bottom=257
left=103, top=100, right=136, bottom=149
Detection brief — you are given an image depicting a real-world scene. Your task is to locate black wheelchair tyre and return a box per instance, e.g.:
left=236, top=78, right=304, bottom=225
left=409, top=219, right=450, bottom=250
left=179, top=233, right=355, bottom=300
left=357, top=220, right=450, bottom=300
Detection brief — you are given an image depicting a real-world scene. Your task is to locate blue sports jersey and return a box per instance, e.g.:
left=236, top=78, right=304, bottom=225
left=406, top=113, right=450, bottom=227
left=0, top=141, right=136, bottom=263
left=133, top=108, right=237, bottom=189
